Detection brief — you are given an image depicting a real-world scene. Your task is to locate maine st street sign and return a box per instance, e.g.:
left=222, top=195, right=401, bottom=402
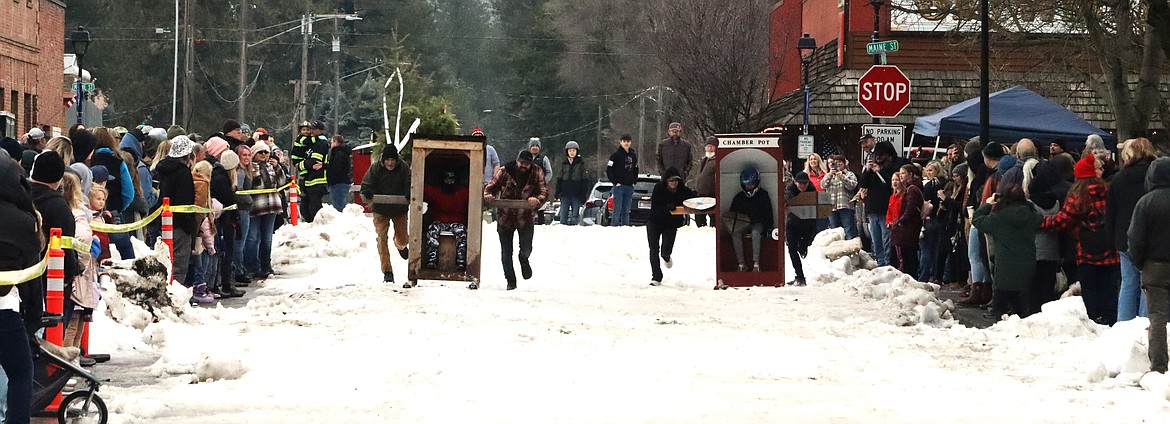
left=866, top=40, right=899, bottom=55
left=857, top=65, right=911, bottom=119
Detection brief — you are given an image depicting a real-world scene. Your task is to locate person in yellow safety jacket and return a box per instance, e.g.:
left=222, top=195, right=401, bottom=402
left=290, top=121, right=314, bottom=176
left=298, top=120, right=331, bottom=223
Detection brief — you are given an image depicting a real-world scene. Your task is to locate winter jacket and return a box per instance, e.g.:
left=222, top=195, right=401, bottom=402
left=1128, top=158, right=1170, bottom=269
left=785, top=179, right=815, bottom=223
left=360, top=160, right=412, bottom=217
left=250, top=161, right=286, bottom=217
left=208, top=158, right=236, bottom=209
left=822, top=170, right=857, bottom=211
left=555, top=156, right=589, bottom=200
left=91, top=147, right=135, bottom=212
left=120, top=134, right=159, bottom=211
left=732, top=187, right=775, bottom=230
left=656, top=137, right=693, bottom=180
left=858, top=160, right=898, bottom=215
left=1042, top=182, right=1119, bottom=266
left=922, top=177, right=946, bottom=230
left=484, top=161, right=549, bottom=230
left=327, top=143, right=353, bottom=186
left=1107, top=159, right=1152, bottom=253
left=483, top=145, right=501, bottom=186
left=70, top=206, right=99, bottom=309
left=647, top=169, right=696, bottom=229
left=424, top=184, right=470, bottom=224
left=695, top=155, right=717, bottom=197
left=292, top=134, right=313, bottom=165
left=606, top=147, right=639, bottom=186
left=0, top=158, right=43, bottom=334
left=973, top=201, right=1042, bottom=291
left=807, top=170, right=826, bottom=192
left=891, top=179, right=924, bottom=248
left=153, top=157, right=197, bottom=235
left=299, top=136, right=330, bottom=187
left=234, top=168, right=253, bottom=213
left=31, top=183, right=80, bottom=287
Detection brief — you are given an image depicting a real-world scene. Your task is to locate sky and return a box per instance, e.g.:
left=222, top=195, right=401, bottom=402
left=82, top=205, right=1170, bottom=423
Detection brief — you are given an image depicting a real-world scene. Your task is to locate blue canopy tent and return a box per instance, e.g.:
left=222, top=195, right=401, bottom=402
left=913, top=85, right=1115, bottom=151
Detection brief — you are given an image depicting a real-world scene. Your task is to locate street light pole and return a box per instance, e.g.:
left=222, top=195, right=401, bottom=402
left=70, top=26, right=91, bottom=126
left=172, top=0, right=179, bottom=125
left=797, top=34, right=817, bottom=136
left=979, top=0, right=990, bottom=147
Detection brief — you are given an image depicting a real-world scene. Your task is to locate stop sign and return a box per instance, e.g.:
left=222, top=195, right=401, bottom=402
left=857, top=65, right=911, bottom=119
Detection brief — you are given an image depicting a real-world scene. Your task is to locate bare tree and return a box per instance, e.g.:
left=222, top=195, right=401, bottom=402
left=640, top=0, right=775, bottom=136
left=899, top=0, right=1168, bottom=141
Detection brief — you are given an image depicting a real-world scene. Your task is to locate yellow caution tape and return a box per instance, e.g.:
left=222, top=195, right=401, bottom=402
left=0, top=254, right=49, bottom=286
left=170, top=204, right=239, bottom=214
left=90, top=207, right=163, bottom=233
left=236, top=182, right=292, bottom=196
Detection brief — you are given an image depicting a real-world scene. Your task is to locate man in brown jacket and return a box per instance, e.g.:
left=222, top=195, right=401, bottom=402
left=484, top=150, right=548, bottom=290
left=360, top=147, right=412, bottom=286
left=693, top=136, right=717, bottom=227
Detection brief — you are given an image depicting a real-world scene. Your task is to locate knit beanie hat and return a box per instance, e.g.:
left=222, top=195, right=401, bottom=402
left=166, top=125, right=187, bottom=140
left=381, top=146, right=400, bottom=161
left=70, top=130, right=97, bottom=164
left=220, top=150, right=240, bottom=170
left=1074, top=154, right=1098, bottom=179
left=205, top=137, right=230, bottom=158
left=31, top=151, right=65, bottom=184
left=222, top=119, right=242, bottom=134
left=169, top=135, right=194, bottom=158
left=0, top=137, right=22, bottom=160
left=528, top=137, right=541, bottom=149
left=251, top=142, right=271, bottom=155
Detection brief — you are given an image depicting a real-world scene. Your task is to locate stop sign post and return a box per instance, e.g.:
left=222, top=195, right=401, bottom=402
left=858, top=65, right=911, bottom=119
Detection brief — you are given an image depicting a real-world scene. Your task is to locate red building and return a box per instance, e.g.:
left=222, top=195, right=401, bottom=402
left=0, top=0, right=66, bottom=138
left=761, top=0, right=1152, bottom=166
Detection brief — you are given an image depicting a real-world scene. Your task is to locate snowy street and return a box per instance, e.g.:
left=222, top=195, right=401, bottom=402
left=88, top=207, right=1170, bottom=423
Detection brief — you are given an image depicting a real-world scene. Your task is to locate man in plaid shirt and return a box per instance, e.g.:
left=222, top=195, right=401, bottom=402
left=822, top=154, right=858, bottom=240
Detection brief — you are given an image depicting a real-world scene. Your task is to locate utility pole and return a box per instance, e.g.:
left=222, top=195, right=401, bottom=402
left=638, top=92, right=645, bottom=157
left=655, top=86, right=664, bottom=151
left=237, top=0, right=249, bottom=123
left=182, top=0, right=193, bottom=129
left=596, top=100, right=603, bottom=158
left=332, top=18, right=340, bottom=136
left=171, top=0, right=179, bottom=125
left=870, top=0, right=882, bottom=125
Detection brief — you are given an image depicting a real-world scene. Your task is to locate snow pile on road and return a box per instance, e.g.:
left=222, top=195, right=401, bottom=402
left=801, top=228, right=954, bottom=327
left=102, top=241, right=190, bottom=329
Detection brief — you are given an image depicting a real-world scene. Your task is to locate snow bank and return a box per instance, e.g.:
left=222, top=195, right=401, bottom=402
left=801, top=228, right=953, bottom=327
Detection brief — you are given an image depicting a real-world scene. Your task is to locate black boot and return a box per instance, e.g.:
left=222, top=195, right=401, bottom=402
left=221, top=285, right=246, bottom=298
left=520, top=259, right=532, bottom=280
left=383, top=272, right=394, bottom=283
left=398, top=246, right=409, bottom=260
left=507, top=280, right=517, bottom=290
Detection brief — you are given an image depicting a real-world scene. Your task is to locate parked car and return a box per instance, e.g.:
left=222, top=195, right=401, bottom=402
left=628, top=174, right=660, bottom=226
left=536, top=200, right=560, bottom=225
left=580, top=179, right=613, bottom=226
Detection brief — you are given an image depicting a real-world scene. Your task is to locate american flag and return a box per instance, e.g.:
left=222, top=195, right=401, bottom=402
left=819, top=138, right=841, bottom=159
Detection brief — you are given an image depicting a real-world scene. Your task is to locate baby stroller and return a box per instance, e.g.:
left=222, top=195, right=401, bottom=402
left=30, top=313, right=108, bottom=424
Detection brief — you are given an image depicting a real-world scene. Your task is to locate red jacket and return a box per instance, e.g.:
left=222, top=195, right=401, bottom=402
left=424, top=184, right=469, bottom=224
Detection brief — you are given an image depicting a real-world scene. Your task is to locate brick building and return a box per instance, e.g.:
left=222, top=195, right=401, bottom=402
left=0, top=0, right=66, bottom=138
left=760, top=0, right=1163, bottom=166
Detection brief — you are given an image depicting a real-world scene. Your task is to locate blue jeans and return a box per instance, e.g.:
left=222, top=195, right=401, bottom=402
left=329, top=183, right=351, bottom=212
left=245, top=213, right=277, bottom=276
left=233, top=212, right=250, bottom=278
left=108, top=210, right=136, bottom=260
left=867, top=213, right=890, bottom=266
left=918, top=227, right=939, bottom=281
left=968, top=226, right=990, bottom=283
left=558, top=195, right=582, bottom=225
left=0, top=310, right=32, bottom=424
left=611, top=185, right=634, bottom=226
left=828, top=208, right=857, bottom=240
left=1118, top=251, right=1147, bottom=322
